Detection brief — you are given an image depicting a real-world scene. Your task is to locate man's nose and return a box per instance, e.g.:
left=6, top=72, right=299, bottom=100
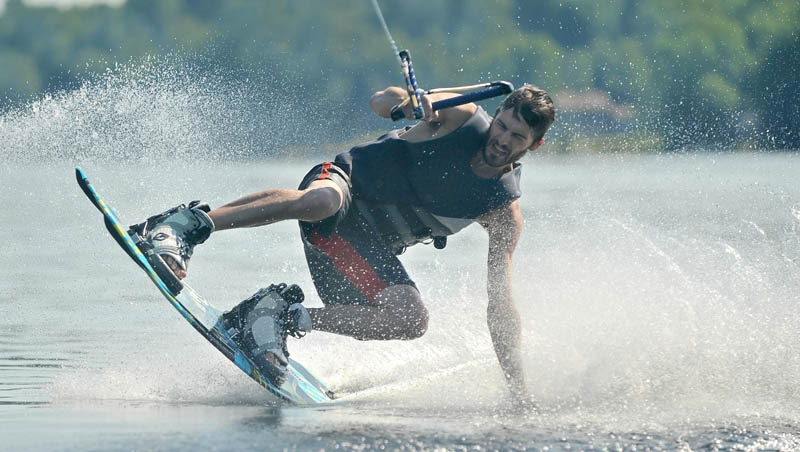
left=498, top=132, right=511, bottom=146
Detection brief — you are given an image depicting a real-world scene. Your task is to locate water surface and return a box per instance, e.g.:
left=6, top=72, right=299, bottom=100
left=2, top=154, right=799, bottom=451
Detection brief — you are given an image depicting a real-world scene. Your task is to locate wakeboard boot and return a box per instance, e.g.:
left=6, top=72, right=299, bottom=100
left=220, top=283, right=312, bottom=386
left=128, top=201, right=215, bottom=294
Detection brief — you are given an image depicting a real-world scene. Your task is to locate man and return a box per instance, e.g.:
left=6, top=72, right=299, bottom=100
left=138, top=84, right=555, bottom=403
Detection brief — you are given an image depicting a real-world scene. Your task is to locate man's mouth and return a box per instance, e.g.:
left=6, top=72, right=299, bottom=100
left=490, top=142, right=509, bottom=160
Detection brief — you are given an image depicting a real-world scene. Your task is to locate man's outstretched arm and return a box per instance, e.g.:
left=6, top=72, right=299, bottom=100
left=479, top=200, right=529, bottom=402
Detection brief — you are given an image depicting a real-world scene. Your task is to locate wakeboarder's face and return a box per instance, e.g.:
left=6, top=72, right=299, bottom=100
left=483, top=108, right=538, bottom=168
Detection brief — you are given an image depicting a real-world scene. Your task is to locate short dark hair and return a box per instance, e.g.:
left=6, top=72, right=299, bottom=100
left=498, top=84, right=555, bottom=143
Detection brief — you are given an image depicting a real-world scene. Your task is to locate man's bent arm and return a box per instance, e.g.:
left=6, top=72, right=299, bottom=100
left=369, top=86, right=475, bottom=124
left=479, top=201, right=528, bottom=399
left=369, top=87, right=411, bottom=118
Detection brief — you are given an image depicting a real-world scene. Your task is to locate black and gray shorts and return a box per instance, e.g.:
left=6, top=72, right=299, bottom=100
left=297, top=163, right=417, bottom=306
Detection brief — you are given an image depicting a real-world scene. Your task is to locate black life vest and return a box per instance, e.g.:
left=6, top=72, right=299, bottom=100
left=334, top=107, right=522, bottom=254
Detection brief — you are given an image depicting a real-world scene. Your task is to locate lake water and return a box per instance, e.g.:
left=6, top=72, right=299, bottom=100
left=1, top=152, right=799, bottom=451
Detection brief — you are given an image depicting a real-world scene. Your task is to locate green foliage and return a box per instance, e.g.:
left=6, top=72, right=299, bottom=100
left=699, top=73, right=741, bottom=110
left=0, top=0, right=797, bottom=148
left=0, top=49, right=41, bottom=100
left=747, top=33, right=800, bottom=149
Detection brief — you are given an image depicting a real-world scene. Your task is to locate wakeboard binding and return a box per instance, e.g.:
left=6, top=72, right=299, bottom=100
left=220, top=283, right=311, bottom=386
left=127, top=201, right=215, bottom=295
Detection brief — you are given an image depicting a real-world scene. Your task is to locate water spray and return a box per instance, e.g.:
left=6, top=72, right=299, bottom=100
left=369, top=0, right=514, bottom=121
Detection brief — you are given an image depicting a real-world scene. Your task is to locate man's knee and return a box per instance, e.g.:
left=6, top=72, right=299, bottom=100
left=402, top=298, right=429, bottom=339
left=379, top=285, right=429, bottom=340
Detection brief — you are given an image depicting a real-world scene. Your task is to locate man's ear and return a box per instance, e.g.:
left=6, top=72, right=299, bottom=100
left=528, top=139, right=544, bottom=151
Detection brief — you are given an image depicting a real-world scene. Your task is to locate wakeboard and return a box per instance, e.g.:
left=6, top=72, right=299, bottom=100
left=75, top=167, right=334, bottom=404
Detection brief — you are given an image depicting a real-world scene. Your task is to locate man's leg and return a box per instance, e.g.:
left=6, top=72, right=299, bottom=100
left=308, top=284, right=428, bottom=340
left=162, top=179, right=344, bottom=278
left=209, top=179, right=344, bottom=231
left=301, top=197, right=429, bottom=341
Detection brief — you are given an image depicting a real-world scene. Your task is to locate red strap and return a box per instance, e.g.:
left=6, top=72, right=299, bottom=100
left=319, top=162, right=332, bottom=180
left=308, top=231, right=387, bottom=303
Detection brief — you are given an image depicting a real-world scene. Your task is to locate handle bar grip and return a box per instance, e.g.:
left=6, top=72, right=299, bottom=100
left=390, top=81, right=514, bottom=121
left=399, top=50, right=424, bottom=120
left=432, top=82, right=513, bottom=111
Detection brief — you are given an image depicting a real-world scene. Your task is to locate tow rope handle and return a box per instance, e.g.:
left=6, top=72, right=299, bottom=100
left=431, top=81, right=514, bottom=111
left=389, top=50, right=514, bottom=121
left=397, top=50, right=425, bottom=120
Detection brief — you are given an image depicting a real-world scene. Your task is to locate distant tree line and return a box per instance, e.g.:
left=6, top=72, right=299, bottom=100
left=0, top=0, right=797, bottom=149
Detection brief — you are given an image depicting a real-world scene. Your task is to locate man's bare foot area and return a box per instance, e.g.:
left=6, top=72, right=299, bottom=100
left=265, top=352, right=283, bottom=368
left=162, top=255, right=187, bottom=279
